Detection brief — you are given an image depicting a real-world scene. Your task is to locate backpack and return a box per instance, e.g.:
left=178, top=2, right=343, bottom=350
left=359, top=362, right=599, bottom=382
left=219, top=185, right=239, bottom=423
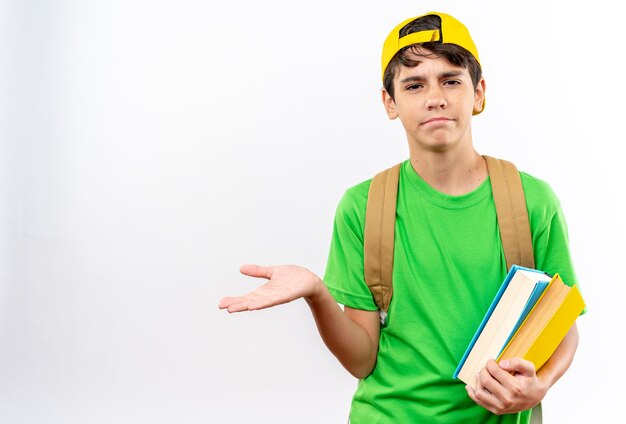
left=362, top=155, right=542, bottom=423
left=364, top=155, right=534, bottom=319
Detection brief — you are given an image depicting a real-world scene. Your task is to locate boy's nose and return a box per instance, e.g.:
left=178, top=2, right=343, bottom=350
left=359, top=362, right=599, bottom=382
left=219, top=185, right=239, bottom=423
left=425, top=96, right=447, bottom=110
left=424, top=85, right=447, bottom=110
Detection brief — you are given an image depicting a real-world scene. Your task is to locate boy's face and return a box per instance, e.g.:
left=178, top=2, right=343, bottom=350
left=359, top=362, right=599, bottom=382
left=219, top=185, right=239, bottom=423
left=382, top=49, right=485, bottom=153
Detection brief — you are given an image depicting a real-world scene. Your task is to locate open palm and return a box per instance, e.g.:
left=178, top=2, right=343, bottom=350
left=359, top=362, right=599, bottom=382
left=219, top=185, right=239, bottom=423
left=219, top=264, right=323, bottom=313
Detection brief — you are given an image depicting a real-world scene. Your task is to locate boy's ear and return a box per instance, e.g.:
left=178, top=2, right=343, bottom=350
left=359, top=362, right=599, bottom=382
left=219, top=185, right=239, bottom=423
left=381, top=88, right=398, bottom=120
left=473, top=78, right=486, bottom=114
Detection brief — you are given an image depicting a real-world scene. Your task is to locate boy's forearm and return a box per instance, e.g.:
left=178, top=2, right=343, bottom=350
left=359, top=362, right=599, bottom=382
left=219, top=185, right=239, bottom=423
left=305, top=285, right=379, bottom=379
left=536, top=323, right=579, bottom=391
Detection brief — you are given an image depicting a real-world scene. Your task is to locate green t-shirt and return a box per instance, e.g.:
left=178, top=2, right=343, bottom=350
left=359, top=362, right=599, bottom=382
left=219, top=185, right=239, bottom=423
left=324, top=160, right=578, bottom=424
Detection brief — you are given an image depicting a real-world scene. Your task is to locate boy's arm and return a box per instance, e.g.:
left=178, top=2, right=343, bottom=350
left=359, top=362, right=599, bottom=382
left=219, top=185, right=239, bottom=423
left=467, top=323, right=579, bottom=415
left=219, top=264, right=380, bottom=379
left=308, top=295, right=380, bottom=379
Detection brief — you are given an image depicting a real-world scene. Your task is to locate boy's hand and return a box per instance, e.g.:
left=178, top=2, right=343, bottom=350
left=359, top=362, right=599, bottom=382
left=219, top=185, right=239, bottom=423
left=218, top=264, right=324, bottom=313
left=466, top=358, right=547, bottom=415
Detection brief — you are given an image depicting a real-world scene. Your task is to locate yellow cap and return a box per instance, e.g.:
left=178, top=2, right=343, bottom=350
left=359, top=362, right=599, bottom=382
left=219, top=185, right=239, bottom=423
left=381, top=12, right=484, bottom=114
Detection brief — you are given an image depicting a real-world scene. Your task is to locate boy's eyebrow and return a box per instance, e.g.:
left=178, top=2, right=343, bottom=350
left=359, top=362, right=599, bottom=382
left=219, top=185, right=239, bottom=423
left=399, top=75, right=425, bottom=84
left=399, top=70, right=465, bottom=84
left=440, top=71, right=465, bottom=79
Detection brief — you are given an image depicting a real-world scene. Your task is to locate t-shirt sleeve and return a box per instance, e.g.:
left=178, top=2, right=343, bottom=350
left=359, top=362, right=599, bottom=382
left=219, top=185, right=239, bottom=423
left=534, top=207, right=577, bottom=285
left=522, top=173, right=587, bottom=313
left=323, top=182, right=378, bottom=311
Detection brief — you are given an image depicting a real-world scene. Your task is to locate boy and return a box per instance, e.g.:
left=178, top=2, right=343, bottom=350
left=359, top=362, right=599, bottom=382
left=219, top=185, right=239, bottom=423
left=219, top=12, right=580, bottom=423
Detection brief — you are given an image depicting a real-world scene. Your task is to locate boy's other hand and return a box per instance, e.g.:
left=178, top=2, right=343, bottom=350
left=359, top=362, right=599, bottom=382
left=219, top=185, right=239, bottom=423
left=218, top=264, right=324, bottom=313
left=466, top=358, right=547, bottom=415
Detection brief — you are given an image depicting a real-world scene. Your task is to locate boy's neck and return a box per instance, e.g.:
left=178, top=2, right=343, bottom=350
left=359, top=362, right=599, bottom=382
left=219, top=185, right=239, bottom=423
left=409, top=150, right=487, bottom=196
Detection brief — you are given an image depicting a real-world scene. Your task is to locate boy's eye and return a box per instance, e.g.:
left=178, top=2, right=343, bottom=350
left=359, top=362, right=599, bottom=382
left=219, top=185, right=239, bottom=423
left=444, top=80, right=461, bottom=86
left=405, top=84, right=423, bottom=90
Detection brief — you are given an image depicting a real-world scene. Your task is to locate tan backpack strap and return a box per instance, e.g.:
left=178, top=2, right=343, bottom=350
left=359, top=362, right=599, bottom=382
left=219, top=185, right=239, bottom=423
left=364, top=163, right=402, bottom=314
left=483, top=155, right=535, bottom=270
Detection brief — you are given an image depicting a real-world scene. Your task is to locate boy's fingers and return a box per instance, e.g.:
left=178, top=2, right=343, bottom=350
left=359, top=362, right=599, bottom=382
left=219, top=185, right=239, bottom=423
left=219, top=265, right=286, bottom=313
left=485, top=359, right=513, bottom=385
left=239, top=264, right=272, bottom=279
left=227, top=301, right=253, bottom=313
left=218, top=296, right=253, bottom=313
left=498, top=358, right=535, bottom=376
left=218, top=296, right=238, bottom=309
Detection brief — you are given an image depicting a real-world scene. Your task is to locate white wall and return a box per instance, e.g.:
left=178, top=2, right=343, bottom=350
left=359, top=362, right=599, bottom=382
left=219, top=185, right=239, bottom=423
left=1, top=1, right=622, bottom=423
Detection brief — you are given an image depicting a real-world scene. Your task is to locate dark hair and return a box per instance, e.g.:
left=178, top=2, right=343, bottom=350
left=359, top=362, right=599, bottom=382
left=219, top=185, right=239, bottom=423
left=383, top=15, right=482, bottom=100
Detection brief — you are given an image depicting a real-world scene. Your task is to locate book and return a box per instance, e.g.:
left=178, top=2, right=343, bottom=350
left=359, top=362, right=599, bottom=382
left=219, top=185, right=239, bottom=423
left=453, top=265, right=553, bottom=389
left=497, top=275, right=585, bottom=371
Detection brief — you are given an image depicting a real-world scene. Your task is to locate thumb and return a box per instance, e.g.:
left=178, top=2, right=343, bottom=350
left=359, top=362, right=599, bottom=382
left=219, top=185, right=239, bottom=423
left=499, top=358, right=536, bottom=376
left=240, top=264, right=273, bottom=279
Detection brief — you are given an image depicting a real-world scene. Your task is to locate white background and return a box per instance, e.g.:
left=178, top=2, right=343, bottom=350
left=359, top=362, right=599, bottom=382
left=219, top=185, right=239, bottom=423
left=1, top=1, right=623, bottom=423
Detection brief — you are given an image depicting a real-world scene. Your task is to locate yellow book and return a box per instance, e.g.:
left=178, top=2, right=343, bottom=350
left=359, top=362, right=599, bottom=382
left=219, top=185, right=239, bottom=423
left=498, top=275, right=585, bottom=370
